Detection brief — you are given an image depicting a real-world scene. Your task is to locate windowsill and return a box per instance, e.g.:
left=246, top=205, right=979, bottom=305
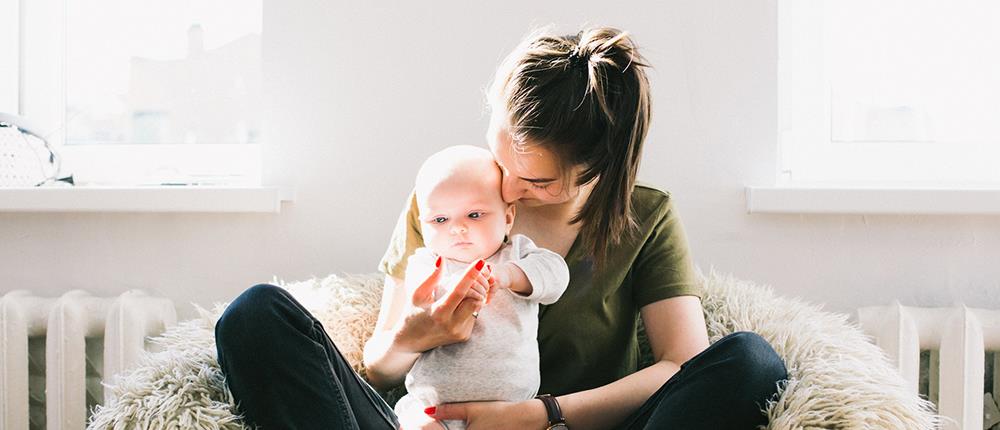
left=0, top=186, right=294, bottom=213
left=745, top=186, right=1000, bottom=215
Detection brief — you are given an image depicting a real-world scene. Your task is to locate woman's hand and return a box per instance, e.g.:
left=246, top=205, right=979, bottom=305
left=410, top=257, right=492, bottom=308
left=363, top=258, right=494, bottom=389
left=395, top=258, right=493, bottom=354
left=427, top=399, right=548, bottom=430
left=398, top=407, right=447, bottom=430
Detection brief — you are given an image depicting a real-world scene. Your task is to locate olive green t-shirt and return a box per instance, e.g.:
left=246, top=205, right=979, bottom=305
left=378, top=184, right=702, bottom=396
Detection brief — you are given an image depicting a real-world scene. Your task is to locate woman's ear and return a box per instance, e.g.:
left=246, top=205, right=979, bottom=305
left=505, top=203, right=516, bottom=234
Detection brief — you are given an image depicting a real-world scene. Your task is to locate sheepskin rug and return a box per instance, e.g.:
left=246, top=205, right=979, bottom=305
left=86, top=272, right=938, bottom=430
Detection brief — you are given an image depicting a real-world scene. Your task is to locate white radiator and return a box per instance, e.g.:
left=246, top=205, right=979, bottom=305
left=1, top=289, right=176, bottom=430
left=859, top=303, right=1000, bottom=430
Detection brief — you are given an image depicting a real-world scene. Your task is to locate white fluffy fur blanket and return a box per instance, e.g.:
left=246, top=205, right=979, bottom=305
left=86, top=272, right=937, bottom=429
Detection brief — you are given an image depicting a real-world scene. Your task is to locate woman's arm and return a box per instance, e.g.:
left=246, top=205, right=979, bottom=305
left=430, top=295, right=708, bottom=429
left=555, top=295, right=708, bottom=429
left=362, top=274, right=422, bottom=389
left=363, top=263, right=492, bottom=390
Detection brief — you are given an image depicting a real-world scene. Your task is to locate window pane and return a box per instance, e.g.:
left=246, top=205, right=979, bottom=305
left=0, top=0, right=18, bottom=113
left=65, top=0, right=262, bottom=145
left=826, top=0, right=1000, bottom=144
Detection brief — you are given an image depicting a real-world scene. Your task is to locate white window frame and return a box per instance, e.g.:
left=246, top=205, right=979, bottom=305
left=777, top=0, right=1000, bottom=189
left=0, top=0, right=17, bottom=113
left=16, top=0, right=262, bottom=187
left=749, top=1, right=1000, bottom=215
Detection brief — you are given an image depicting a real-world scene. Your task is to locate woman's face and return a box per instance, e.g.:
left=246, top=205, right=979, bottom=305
left=487, top=121, right=582, bottom=207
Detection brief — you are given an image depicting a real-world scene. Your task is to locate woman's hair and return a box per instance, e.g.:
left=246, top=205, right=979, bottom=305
left=487, top=26, right=651, bottom=266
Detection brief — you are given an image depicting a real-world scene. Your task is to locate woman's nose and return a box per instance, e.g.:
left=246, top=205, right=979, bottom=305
left=500, top=177, right=523, bottom=203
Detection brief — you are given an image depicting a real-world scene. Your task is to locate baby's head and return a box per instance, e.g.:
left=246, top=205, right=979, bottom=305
left=415, top=145, right=514, bottom=263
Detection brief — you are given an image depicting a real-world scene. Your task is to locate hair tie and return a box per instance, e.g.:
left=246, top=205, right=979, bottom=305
left=567, top=46, right=586, bottom=66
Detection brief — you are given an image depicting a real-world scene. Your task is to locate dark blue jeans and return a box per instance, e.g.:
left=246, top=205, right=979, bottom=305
left=215, top=284, right=787, bottom=429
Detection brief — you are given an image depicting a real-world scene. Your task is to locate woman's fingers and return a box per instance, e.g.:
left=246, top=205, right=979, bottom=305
left=454, top=296, right=483, bottom=323
left=483, top=263, right=497, bottom=304
left=472, top=267, right=491, bottom=302
left=465, top=285, right=487, bottom=303
left=411, top=256, right=442, bottom=307
left=486, top=277, right=496, bottom=304
left=439, top=259, right=487, bottom=314
left=467, top=270, right=490, bottom=303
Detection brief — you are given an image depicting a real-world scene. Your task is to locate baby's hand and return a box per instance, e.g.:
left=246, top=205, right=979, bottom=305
left=491, top=263, right=512, bottom=289
left=486, top=262, right=532, bottom=297
left=485, top=262, right=513, bottom=296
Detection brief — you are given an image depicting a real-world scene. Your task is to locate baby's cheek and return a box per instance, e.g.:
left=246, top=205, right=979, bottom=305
left=422, top=229, right=444, bottom=250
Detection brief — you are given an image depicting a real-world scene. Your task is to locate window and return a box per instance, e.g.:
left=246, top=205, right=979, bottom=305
left=13, top=0, right=263, bottom=186
left=0, top=1, right=17, bottom=113
left=779, top=0, right=1000, bottom=187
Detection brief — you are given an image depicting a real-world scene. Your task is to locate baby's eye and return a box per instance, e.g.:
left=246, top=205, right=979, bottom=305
left=468, top=212, right=483, bottom=219
left=433, top=216, right=448, bottom=224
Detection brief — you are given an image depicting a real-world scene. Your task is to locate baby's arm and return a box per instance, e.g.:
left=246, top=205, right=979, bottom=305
left=493, top=235, right=569, bottom=305
left=491, top=263, right=532, bottom=296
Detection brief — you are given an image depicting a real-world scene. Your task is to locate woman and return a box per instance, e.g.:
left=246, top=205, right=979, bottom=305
left=216, top=26, right=787, bottom=429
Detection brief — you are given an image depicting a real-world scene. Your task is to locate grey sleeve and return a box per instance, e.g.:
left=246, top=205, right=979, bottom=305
left=506, top=235, right=569, bottom=305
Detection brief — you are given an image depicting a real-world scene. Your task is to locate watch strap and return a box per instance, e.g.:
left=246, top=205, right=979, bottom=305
left=536, top=394, right=566, bottom=428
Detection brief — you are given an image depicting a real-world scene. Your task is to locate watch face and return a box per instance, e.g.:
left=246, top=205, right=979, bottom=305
left=548, top=425, right=569, bottom=430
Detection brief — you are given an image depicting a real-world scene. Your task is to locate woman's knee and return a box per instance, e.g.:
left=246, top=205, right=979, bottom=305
left=215, top=284, right=288, bottom=344
left=720, top=331, right=788, bottom=390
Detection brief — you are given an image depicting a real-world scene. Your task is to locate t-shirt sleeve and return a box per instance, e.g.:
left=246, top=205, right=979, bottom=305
left=631, top=196, right=703, bottom=308
left=377, top=191, right=424, bottom=279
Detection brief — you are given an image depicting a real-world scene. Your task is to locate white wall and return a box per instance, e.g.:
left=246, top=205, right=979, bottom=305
left=3, top=0, right=999, bottom=320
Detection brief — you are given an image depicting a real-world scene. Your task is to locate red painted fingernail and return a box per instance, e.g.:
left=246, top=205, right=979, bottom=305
left=435, top=256, right=442, bottom=268
left=424, top=406, right=436, bottom=415
left=475, top=259, right=485, bottom=270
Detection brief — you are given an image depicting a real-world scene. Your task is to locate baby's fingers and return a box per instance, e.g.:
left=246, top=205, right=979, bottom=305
left=465, top=287, right=487, bottom=303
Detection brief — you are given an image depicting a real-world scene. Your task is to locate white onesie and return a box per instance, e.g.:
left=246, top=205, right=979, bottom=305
left=394, top=234, right=569, bottom=430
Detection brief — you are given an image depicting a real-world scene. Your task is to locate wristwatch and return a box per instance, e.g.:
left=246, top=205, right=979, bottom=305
left=536, top=394, right=569, bottom=429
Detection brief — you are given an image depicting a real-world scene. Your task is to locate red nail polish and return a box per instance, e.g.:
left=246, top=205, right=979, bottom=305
left=435, top=256, right=442, bottom=268
left=475, top=259, right=485, bottom=270
left=424, top=406, right=436, bottom=415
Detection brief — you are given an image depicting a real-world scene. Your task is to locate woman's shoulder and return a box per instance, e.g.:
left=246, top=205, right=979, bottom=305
left=633, top=182, right=672, bottom=200
left=631, top=183, right=676, bottom=222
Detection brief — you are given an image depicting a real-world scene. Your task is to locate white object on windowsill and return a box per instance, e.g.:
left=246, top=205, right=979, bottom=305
left=745, top=186, right=1000, bottom=215
left=0, top=185, right=293, bottom=213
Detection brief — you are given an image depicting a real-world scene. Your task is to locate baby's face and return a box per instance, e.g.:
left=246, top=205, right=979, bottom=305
left=418, top=167, right=512, bottom=263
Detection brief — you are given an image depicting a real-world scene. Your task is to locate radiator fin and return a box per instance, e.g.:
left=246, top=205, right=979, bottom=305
left=1, top=290, right=175, bottom=430
left=860, top=303, right=1000, bottom=430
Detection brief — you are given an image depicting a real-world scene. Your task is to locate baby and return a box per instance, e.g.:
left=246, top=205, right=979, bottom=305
left=395, top=145, right=569, bottom=430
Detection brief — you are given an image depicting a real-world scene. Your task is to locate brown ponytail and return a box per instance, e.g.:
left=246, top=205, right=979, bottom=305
left=488, top=26, right=651, bottom=266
